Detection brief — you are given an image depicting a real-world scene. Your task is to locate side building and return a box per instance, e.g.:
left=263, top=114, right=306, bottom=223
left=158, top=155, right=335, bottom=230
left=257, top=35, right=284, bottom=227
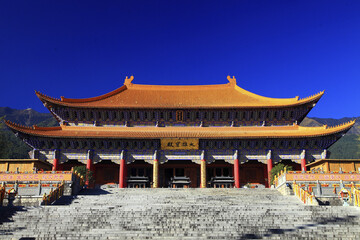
left=5, top=76, right=354, bottom=188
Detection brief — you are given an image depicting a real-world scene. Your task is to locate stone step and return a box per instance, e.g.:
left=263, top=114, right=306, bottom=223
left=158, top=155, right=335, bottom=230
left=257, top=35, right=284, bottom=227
left=1, top=188, right=360, bottom=239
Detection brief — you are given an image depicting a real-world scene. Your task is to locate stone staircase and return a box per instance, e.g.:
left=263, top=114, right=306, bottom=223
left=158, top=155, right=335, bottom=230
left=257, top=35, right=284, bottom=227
left=1, top=188, right=360, bottom=239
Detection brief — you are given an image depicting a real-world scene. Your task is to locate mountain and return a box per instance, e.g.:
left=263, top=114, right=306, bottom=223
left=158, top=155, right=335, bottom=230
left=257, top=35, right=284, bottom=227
left=0, top=107, right=359, bottom=159
left=300, top=117, right=360, bottom=159
left=0, top=108, right=58, bottom=159
left=0, top=107, right=56, bottom=127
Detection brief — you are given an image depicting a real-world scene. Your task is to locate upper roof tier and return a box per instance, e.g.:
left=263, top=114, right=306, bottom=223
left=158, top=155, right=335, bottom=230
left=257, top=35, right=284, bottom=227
left=5, top=120, right=355, bottom=139
left=35, top=76, right=324, bottom=109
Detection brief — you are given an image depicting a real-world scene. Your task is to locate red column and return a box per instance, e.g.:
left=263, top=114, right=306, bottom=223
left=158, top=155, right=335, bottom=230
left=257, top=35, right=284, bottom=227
left=301, top=158, right=307, bottom=172
left=119, top=159, right=126, bottom=188
left=267, top=158, right=273, bottom=187
left=52, top=158, right=59, bottom=171
left=124, top=163, right=127, bottom=188
left=86, top=158, right=92, bottom=187
left=86, top=158, right=92, bottom=171
left=234, top=159, right=240, bottom=188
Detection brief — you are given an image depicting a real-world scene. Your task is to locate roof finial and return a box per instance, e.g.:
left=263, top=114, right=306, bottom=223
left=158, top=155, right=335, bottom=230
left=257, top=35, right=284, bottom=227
left=124, top=76, right=134, bottom=86
left=227, top=75, right=236, bottom=86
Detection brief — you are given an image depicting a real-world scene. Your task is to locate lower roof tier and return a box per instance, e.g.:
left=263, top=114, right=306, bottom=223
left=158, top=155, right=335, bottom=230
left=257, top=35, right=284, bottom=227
left=5, top=120, right=355, bottom=139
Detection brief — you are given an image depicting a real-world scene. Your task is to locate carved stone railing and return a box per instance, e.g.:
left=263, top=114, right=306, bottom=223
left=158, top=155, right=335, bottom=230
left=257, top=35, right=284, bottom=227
left=0, top=171, right=73, bottom=182
left=351, top=183, right=360, bottom=207
left=275, top=170, right=360, bottom=206
left=72, top=170, right=85, bottom=188
left=0, top=183, right=5, bottom=206
left=293, top=181, right=316, bottom=205
left=0, top=170, right=84, bottom=197
left=42, top=181, right=65, bottom=205
left=275, top=171, right=360, bottom=188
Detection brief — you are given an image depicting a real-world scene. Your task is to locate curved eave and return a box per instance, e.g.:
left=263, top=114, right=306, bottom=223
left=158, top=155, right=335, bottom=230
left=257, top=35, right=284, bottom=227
left=296, top=90, right=324, bottom=106
left=4, top=120, right=355, bottom=140
left=35, top=76, right=324, bottom=109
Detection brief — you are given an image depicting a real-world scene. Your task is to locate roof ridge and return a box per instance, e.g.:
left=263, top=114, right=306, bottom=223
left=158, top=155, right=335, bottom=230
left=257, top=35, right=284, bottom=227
left=32, top=125, right=62, bottom=131
left=33, top=76, right=326, bottom=109
left=298, top=90, right=325, bottom=101
left=326, top=119, right=356, bottom=129
left=35, top=90, right=61, bottom=101
left=4, top=120, right=62, bottom=131
left=60, top=85, right=128, bottom=103
left=4, top=120, right=33, bottom=130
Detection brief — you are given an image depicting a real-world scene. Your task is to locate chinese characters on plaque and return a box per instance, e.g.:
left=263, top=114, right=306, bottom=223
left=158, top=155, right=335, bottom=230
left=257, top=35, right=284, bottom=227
left=161, top=138, right=199, bottom=150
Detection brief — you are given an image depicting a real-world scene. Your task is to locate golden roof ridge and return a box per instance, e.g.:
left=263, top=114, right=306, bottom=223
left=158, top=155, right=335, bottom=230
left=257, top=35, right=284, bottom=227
left=298, top=90, right=325, bottom=101
left=35, top=90, right=61, bottom=101
left=5, top=120, right=355, bottom=139
left=4, top=120, right=61, bottom=131
left=325, top=119, right=356, bottom=129
left=34, top=76, right=325, bottom=109
left=4, top=120, right=32, bottom=130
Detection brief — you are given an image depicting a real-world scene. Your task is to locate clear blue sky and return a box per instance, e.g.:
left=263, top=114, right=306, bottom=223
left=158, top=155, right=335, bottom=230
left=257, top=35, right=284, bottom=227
left=1, top=1, right=359, bottom=118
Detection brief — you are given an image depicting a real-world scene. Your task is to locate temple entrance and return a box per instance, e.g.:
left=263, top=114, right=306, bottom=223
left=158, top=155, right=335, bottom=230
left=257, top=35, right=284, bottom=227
left=127, top=161, right=152, bottom=188
left=207, top=160, right=234, bottom=188
left=159, top=160, right=199, bottom=188
left=95, top=160, right=119, bottom=185
left=239, top=160, right=267, bottom=187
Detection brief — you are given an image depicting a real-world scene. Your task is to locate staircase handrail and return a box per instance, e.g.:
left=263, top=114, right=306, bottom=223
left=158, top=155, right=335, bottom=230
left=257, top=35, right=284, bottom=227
left=42, top=181, right=65, bottom=205
left=0, top=183, right=5, bottom=206
left=293, top=181, right=315, bottom=205
left=274, top=169, right=287, bottom=188
left=73, top=170, right=85, bottom=188
left=351, top=183, right=360, bottom=207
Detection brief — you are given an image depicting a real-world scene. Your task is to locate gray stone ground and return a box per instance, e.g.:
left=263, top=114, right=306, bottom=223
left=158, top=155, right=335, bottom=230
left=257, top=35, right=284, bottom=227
left=1, top=187, right=360, bottom=239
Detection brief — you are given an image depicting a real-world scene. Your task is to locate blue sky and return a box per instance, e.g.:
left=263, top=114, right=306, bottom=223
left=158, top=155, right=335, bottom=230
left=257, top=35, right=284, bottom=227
left=1, top=1, right=360, bottom=118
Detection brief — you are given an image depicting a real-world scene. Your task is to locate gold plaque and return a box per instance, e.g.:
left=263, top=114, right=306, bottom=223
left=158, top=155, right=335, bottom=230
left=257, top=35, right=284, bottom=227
left=161, top=138, right=199, bottom=150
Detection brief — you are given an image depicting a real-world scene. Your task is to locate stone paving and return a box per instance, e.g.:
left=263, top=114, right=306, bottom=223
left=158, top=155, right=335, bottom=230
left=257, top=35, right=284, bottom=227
left=1, top=187, right=360, bottom=239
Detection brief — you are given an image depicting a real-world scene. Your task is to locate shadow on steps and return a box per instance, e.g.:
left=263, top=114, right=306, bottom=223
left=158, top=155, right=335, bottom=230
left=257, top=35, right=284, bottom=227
left=52, top=188, right=111, bottom=205
left=52, top=195, right=77, bottom=205
left=77, top=188, right=111, bottom=196
left=0, top=206, right=27, bottom=225
left=238, top=214, right=359, bottom=239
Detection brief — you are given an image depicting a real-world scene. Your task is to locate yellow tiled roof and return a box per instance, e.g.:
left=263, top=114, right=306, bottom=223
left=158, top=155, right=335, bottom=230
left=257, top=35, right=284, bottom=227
left=35, top=76, right=324, bottom=109
left=5, top=120, right=355, bottom=139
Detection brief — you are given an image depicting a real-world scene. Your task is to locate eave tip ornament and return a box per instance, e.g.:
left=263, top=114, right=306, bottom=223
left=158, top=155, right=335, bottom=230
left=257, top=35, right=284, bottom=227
left=227, top=75, right=236, bottom=86
left=124, top=76, right=134, bottom=86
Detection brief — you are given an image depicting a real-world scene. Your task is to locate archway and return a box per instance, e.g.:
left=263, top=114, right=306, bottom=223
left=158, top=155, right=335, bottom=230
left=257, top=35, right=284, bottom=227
left=94, top=160, right=119, bottom=185
left=159, top=160, right=199, bottom=188
left=207, top=160, right=234, bottom=188
left=127, top=160, right=152, bottom=188
left=239, top=160, right=267, bottom=187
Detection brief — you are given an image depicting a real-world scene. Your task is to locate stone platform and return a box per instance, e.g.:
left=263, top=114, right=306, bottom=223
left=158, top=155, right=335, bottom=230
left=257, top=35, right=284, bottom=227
left=1, top=188, right=360, bottom=239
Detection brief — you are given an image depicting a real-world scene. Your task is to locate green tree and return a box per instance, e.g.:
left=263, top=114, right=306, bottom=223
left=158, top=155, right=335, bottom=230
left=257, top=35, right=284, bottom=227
left=0, top=131, right=9, bottom=158
left=73, top=165, right=94, bottom=185
left=270, top=163, right=293, bottom=185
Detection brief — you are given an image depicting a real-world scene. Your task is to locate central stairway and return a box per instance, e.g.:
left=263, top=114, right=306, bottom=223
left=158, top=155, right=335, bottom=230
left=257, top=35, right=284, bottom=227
left=1, top=188, right=360, bottom=239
